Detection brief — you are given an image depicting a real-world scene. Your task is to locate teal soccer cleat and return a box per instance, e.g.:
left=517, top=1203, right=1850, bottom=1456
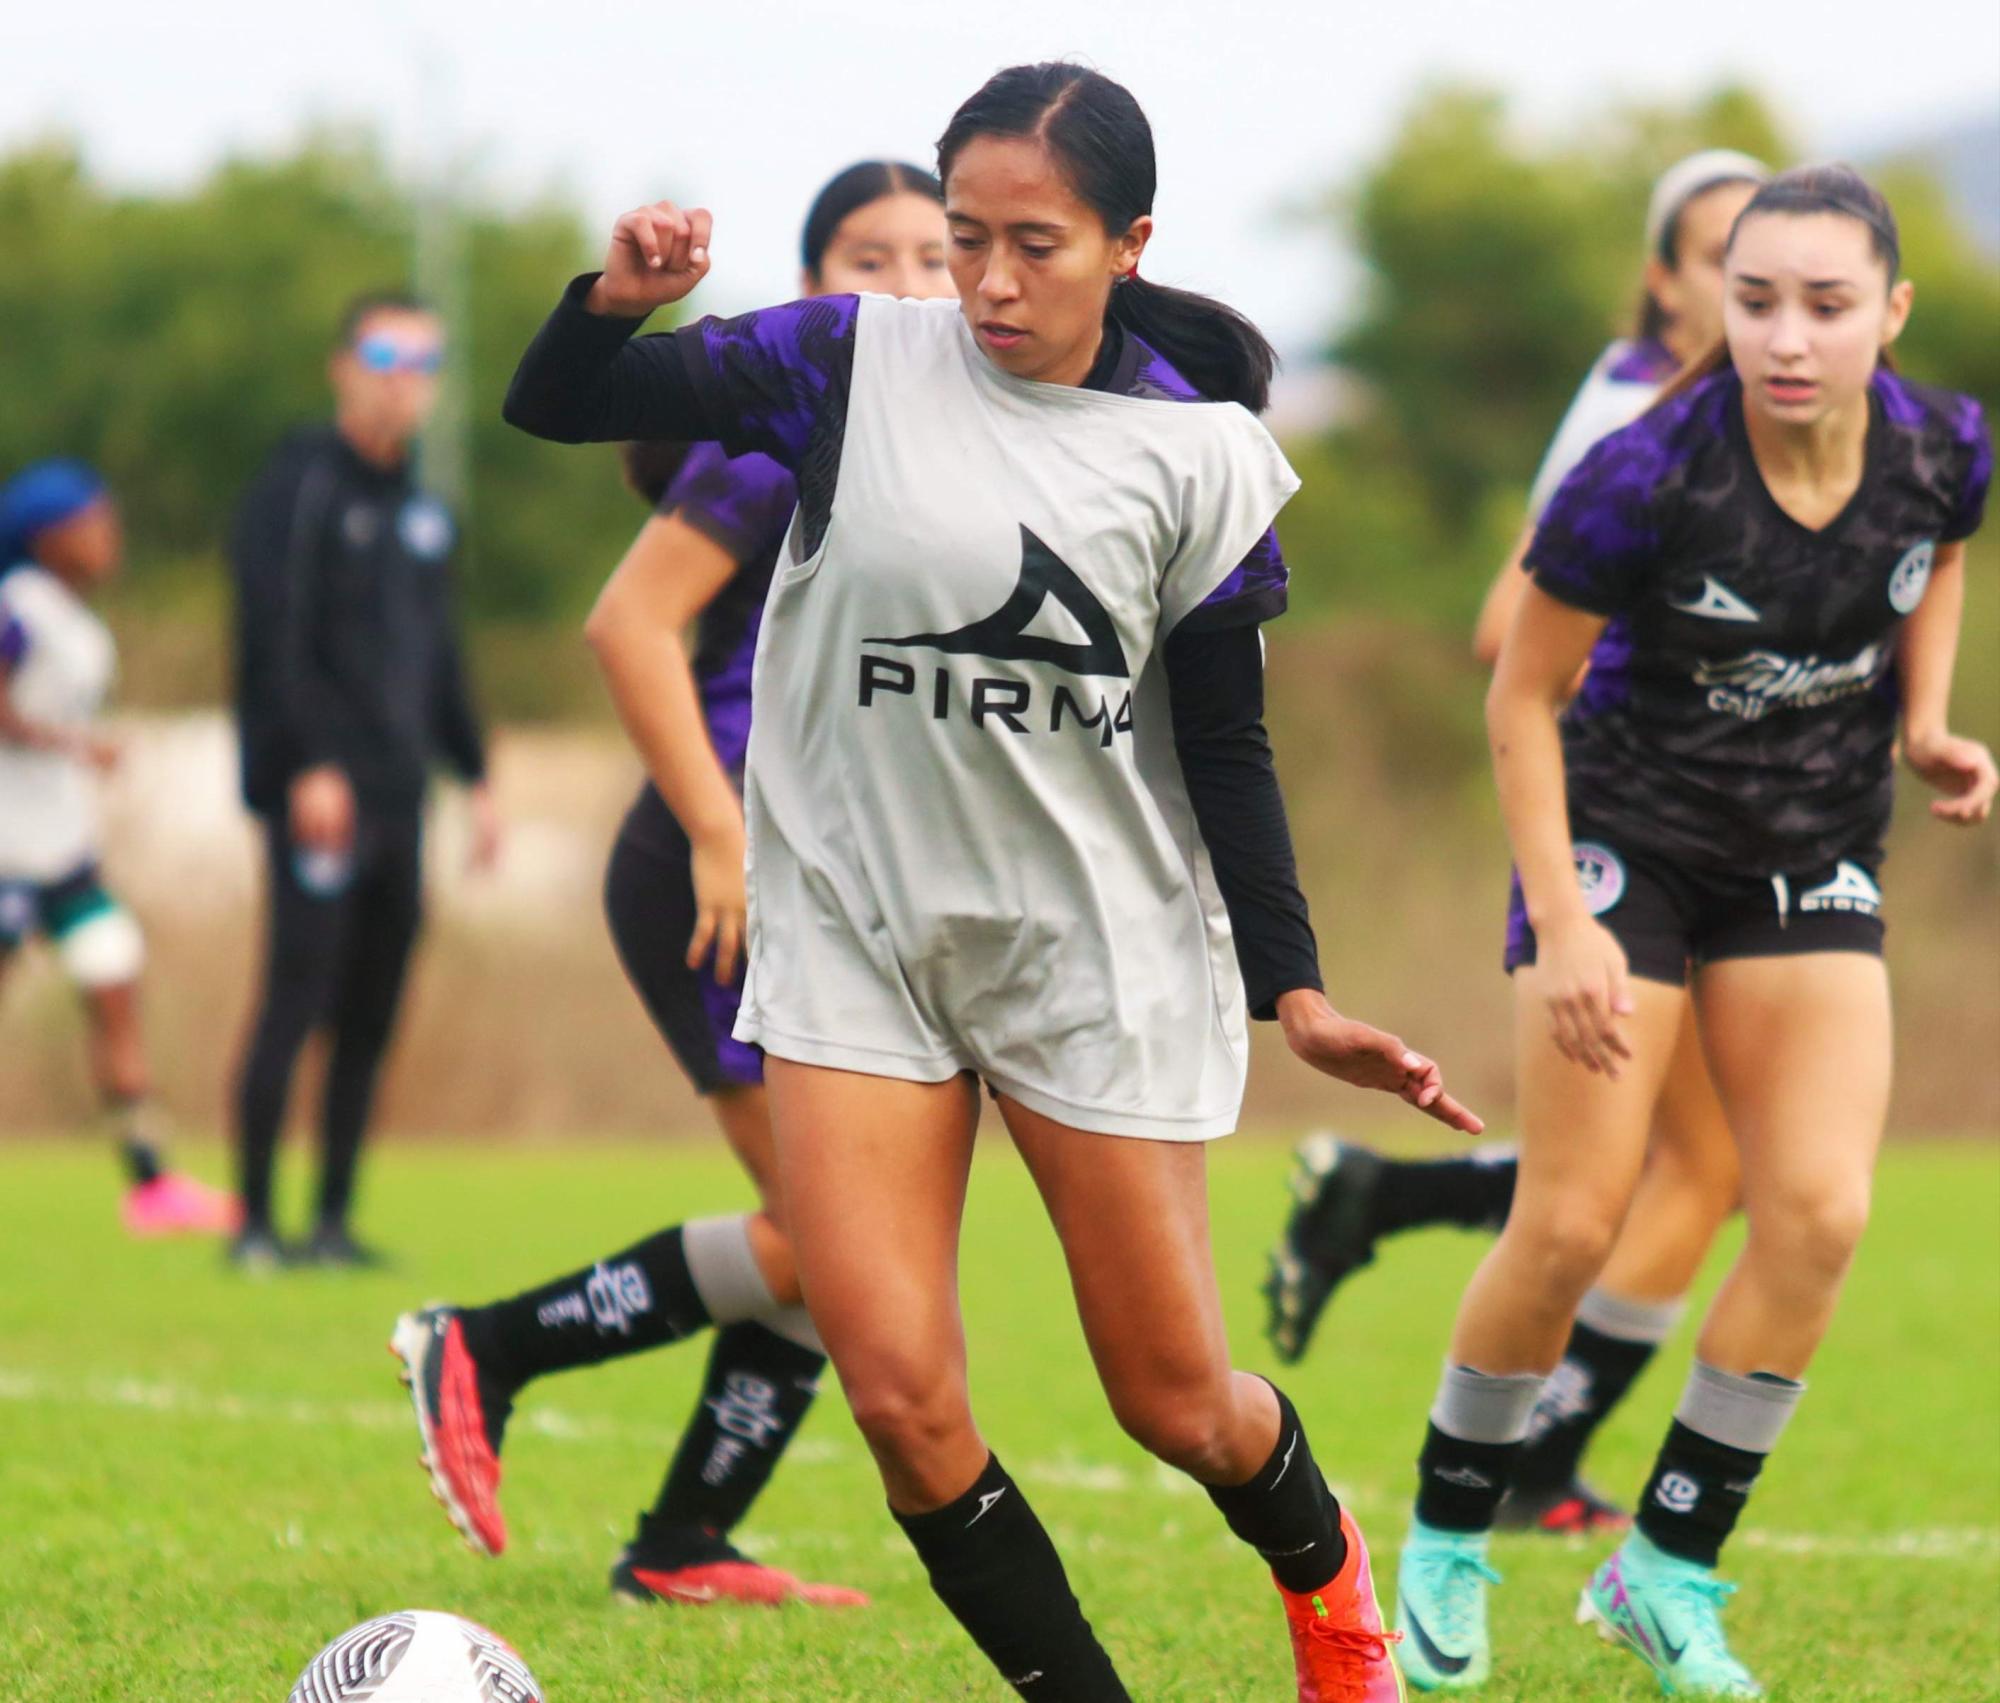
left=1577, top=1530, right=1763, bottom=1697
left=1394, top=1520, right=1500, bottom=1691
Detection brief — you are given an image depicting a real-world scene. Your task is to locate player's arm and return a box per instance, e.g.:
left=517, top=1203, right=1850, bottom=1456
left=1487, top=584, right=1627, bottom=1071
left=1163, top=619, right=1481, bottom=1134
left=1897, top=540, right=1996, bottom=824
left=1470, top=524, right=1536, bottom=666
left=584, top=513, right=749, bottom=980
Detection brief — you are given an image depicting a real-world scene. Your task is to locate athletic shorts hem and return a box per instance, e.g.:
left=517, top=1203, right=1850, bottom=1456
left=1693, top=925, right=1885, bottom=969
left=735, top=1018, right=968, bottom=1085
left=982, top=1071, right=1240, bottom=1144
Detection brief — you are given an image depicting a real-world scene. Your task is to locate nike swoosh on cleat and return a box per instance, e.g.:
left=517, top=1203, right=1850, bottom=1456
left=1402, top=1606, right=1472, bottom=1676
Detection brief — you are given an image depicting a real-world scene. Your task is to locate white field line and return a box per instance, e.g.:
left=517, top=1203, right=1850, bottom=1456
left=4, top=1368, right=1995, bottom=1564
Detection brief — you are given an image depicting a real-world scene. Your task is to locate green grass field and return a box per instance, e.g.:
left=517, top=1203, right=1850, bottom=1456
left=2, top=1136, right=1995, bottom=1701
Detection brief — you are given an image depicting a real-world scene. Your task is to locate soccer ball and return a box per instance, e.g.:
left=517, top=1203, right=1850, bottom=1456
left=287, top=1611, right=543, bottom=1702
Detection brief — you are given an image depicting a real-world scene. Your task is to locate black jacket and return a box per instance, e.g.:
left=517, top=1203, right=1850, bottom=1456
left=230, top=425, right=486, bottom=815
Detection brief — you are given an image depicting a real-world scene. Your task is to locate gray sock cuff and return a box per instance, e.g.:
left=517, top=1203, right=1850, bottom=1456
left=682, top=1214, right=778, bottom=1325
left=765, top=1303, right=824, bottom=1355
left=1576, top=1287, right=1686, bottom=1346
left=1675, top=1360, right=1805, bottom=1455
left=1430, top=1363, right=1545, bottom=1445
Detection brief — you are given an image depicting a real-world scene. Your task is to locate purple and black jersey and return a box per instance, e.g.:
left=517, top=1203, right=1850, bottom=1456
left=674, top=297, right=1289, bottom=631
left=1529, top=366, right=1990, bottom=876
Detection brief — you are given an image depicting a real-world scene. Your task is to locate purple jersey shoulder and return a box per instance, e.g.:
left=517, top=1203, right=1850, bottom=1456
left=679, top=295, right=861, bottom=466
left=1528, top=369, right=1733, bottom=612
left=1604, top=337, right=1677, bottom=386
left=1120, top=333, right=1290, bottom=623
left=1875, top=369, right=1990, bottom=542
left=659, top=442, right=797, bottom=562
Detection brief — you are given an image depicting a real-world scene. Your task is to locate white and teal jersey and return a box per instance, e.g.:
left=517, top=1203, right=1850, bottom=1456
left=698, top=295, right=1299, bottom=1139
left=0, top=564, right=115, bottom=880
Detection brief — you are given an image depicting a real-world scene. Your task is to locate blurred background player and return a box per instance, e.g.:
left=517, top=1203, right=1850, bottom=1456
left=1267, top=151, right=1770, bottom=1534
left=392, top=160, right=950, bottom=1609
left=227, top=293, right=500, bottom=1272
left=1393, top=165, right=1992, bottom=1697
left=0, top=460, right=237, bottom=1235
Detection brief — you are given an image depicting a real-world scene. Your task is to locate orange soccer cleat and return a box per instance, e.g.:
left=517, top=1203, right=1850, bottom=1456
left=1276, top=1509, right=1408, bottom=1703
left=390, top=1307, right=511, bottom=1557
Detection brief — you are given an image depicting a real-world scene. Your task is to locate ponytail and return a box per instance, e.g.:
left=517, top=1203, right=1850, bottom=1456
left=1106, top=275, right=1275, bottom=413
left=618, top=440, right=691, bottom=507
left=939, top=61, right=1277, bottom=412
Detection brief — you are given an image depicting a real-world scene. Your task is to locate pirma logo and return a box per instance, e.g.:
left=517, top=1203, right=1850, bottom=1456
left=1572, top=842, right=1627, bottom=916
left=867, top=524, right=1128, bottom=678
left=1654, top=1471, right=1701, bottom=1515
left=857, top=526, right=1133, bottom=747
left=1888, top=540, right=1934, bottom=615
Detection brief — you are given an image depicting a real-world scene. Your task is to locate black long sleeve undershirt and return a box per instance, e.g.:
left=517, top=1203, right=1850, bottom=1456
left=1161, top=623, right=1322, bottom=1019
left=505, top=279, right=1323, bottom=1016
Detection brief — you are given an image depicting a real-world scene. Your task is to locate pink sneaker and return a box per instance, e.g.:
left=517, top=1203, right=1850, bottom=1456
left=122, top=1174, right=243, bottom=1237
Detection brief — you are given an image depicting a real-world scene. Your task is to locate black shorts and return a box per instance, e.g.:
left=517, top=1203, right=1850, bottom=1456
left=1503, top=838, right=1886, bottom=987
left=603, top=791, right=762, bottom=1096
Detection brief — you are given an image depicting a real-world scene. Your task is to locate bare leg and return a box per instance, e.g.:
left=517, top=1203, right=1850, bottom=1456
left=708, top=1083, right=800, bottom=1306
left=1691, top=954, right=1890, bottom=1377
left=82, top=979, right=149, bottom=1104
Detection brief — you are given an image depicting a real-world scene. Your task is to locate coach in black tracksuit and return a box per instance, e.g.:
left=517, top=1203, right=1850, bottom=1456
left=227, top=291, right=498, bottom=1270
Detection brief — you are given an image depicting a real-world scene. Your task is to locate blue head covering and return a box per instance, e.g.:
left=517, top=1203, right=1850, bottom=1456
left=0, top=459, right=108, bottom=568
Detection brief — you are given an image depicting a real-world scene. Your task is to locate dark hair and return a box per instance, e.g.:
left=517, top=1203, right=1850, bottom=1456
left=1654, top=164, right=1903, bottom=406
left=801, top=159, right=942, bottom=279
left=619, top=439, right=688, bottom=507
left=936, top=62, right=1277, bottom=413
left=336, top=288, right=432, bottom=349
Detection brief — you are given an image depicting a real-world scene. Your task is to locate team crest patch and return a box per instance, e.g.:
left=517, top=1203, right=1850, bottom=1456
left=398, top=495, right=455, bottom=561
left=1572, top=842, right=1627, bottom=915
left=1888, top=541, right=1934, bottom=615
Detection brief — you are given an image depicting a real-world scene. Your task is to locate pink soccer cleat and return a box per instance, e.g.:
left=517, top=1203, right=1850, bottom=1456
left=122, top=1173, right=243, bottom=1237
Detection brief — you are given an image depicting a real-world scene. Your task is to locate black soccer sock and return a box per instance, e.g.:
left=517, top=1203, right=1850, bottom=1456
left=1205, top=1383, right=1348, bottom=1592
left=1370, top=1149, right=1518, bottom=1236
left=107, top=1098, right=164, bottom=1186
left=894, top=1454, right=1130, bottom=1702
left=1413, top=1365, right=1543, bottom=1532
left=643, top=1321, right=826, bottom=1544
left=1513, top=1320, right=1661, bottom=1494
left=457, top=1226, right=712, bottom=1390
left=1636, top=1363, right=1803, bottom=1567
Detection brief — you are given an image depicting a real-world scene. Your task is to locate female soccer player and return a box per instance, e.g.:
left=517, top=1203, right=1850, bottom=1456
left=1271, top=152, right=1771, bottom=1537
left=0, top=460, right=236, bottom=1234
left=393, top=162, right=951, bottom=1609
left=504, top=61, right=1483, bottom=1703
left=1392, top=165, right=1992, bottom=1697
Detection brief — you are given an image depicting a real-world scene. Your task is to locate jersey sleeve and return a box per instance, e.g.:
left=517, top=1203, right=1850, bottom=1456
left=1526, top=357, right=1654, bottom=520
left=658, top=444, right=798, bottom=564
left=1524, top=427, right=1665, bottom=617
left=1159, top=417, right=1302, bottom=637
left=1943, top=395, right=1991, bottom=543
left=673, top=297, right=860, bottom=469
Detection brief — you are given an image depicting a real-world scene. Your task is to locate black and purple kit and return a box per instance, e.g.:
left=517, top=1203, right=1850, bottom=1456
left=1508, top=366, right=1990, bottom=984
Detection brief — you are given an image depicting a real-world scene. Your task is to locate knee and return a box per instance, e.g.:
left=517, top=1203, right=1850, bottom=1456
left=1109, top=1379, right=1237, bottom=1479
left=844, top=1363, right=974, bottom=1474
left=1749, top=1184, right=1872, bottom=1286
left=1506, top=1197, right=1625, bottom=1302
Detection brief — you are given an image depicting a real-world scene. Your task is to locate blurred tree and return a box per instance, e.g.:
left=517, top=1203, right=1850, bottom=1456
left=0, top=133, right=635, bottom=624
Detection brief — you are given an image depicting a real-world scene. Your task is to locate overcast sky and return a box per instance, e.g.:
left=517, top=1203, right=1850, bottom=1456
left=6, top=0, right=1997, bottom=357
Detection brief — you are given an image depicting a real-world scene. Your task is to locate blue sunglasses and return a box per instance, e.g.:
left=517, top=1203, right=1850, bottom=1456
left=354, top=335, right=444, bottom=375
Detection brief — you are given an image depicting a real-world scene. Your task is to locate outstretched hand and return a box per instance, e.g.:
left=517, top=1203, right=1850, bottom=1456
left=585, top=201, right=714, bottom=319
left=1907, top=729, right=1998, bottom=826
left=1276, top=989, right=1484, bottom=1134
